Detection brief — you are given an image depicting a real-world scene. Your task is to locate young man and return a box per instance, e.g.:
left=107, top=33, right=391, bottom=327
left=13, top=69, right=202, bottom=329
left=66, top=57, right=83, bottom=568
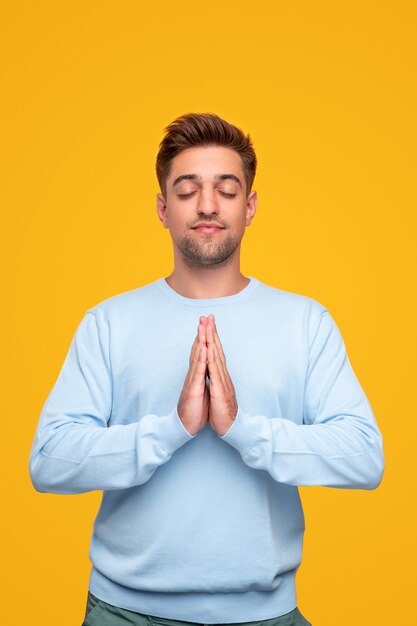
left=29, top=113, right=384, bottom=626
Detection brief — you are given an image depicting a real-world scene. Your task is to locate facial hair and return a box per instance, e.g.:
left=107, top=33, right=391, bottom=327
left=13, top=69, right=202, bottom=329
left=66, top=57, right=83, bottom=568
left=178, top=219, right=240, bottom=268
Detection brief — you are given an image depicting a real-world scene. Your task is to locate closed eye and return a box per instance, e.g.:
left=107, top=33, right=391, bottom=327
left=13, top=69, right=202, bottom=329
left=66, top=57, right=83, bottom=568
left=177, top=191, right=237, bottom=199
left=177, top=192, right=195, bottom=198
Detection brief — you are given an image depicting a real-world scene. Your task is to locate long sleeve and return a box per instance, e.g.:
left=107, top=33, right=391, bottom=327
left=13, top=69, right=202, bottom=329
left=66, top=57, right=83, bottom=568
left=28, top=312, right=194, bottom=494
left=220, top=310, right=384, bottom=489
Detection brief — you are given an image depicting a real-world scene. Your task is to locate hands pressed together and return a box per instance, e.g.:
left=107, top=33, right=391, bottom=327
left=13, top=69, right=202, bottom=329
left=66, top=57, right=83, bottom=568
left=177, top=315, right=238, bottom=437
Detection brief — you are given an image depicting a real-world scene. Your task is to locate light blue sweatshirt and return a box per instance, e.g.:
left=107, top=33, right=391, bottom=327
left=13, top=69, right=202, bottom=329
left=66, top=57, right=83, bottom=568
left=29, top=277, right=384, bottom=623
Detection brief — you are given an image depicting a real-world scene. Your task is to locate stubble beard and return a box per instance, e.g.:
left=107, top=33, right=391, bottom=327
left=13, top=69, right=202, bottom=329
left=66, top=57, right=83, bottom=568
left=178, top=230, right=241, bottom=268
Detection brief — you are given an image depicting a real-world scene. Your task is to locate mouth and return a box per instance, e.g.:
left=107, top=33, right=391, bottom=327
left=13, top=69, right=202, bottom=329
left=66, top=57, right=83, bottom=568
left=192, top=223, right=225, bottom=233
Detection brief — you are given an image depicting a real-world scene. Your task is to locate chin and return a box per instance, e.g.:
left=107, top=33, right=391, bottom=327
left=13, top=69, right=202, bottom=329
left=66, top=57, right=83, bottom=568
left=177, top=233, right=241, bottom=269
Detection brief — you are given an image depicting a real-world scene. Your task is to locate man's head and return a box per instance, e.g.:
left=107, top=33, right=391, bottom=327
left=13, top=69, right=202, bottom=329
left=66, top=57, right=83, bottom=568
left=156, top=113, right=258, bottom=269
left=156, top=113, right=257, bottom=199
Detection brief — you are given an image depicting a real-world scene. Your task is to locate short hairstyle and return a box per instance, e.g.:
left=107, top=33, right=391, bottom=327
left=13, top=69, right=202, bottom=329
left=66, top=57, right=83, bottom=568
left=156, top=112, right=257, bottom=198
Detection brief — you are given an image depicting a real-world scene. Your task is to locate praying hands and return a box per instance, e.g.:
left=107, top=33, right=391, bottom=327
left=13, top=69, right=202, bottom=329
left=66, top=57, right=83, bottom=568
left=177, top=314, right=238, bottom=437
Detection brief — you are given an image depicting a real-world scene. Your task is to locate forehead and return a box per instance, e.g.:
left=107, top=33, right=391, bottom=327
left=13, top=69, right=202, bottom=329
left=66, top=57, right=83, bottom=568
left=167, top=146, right=244, bottom=184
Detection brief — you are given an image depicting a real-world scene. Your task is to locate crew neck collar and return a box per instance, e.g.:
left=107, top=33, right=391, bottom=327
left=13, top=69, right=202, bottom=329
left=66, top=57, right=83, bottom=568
left=155, top=276, right=259, bottom=306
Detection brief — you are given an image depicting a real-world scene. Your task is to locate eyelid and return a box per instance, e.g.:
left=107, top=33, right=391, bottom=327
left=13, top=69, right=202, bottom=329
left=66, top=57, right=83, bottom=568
left=177, top=191, right=195, bottom=198
left=176, top=189, right=237, bottom=199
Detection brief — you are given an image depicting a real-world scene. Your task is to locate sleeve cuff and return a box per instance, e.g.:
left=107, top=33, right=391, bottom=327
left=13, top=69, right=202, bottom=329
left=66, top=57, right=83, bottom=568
left=219, top=406, right=264, bottom=455
left=153, top=406, right=196, bottom=456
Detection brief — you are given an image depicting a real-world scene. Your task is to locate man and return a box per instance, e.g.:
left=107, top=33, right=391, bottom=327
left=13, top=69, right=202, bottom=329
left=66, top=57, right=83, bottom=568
left=29, top=113, right=384, bottom=626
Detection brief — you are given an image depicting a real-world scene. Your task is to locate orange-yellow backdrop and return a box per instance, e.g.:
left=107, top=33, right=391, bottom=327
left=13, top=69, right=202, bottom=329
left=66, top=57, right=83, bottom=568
left=1, top=1, right=416, bottom=625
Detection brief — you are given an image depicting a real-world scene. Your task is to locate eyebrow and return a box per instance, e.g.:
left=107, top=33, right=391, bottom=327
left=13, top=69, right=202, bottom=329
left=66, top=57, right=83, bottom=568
left=172, top=173, right=242, bottom=188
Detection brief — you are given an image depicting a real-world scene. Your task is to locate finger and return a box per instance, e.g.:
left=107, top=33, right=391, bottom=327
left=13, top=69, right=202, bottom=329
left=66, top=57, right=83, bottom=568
left=206, top=323, right=226, bottom=380
left=206, top=321, right=215, bottom=351
left=188, top=331, right=200, bottom=366
left=212, top=324, right=227, bottom=368
left=189, top=323, right=206, bottom=367
left=207, top=341, right=223, bottom=388
left=209, top=315, right=226, bottom=360
left=207, top=315, right=226, bottom=364
left=191, top=344, right=208, bottom=387
left=198, top=322, right=207, bottom=345
left=192, top=324, right=208, bottom=366
left=206, top=323, right=218, bottom=358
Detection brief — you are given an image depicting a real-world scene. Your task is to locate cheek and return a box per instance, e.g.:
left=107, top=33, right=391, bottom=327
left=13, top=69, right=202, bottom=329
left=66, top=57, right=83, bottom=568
left=232, top=213, right=248, bottom=233
left=167, top=216, right=189, bottom=239
left=166, top=209, right=186, bottom=232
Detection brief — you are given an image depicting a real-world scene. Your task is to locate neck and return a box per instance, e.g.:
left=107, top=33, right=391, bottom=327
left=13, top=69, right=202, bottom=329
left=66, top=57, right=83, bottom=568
left=165, top=249, right=249, bottom=299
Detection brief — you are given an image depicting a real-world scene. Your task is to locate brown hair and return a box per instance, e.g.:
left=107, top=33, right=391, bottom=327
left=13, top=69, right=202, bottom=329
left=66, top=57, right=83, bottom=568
left=156, top=112, right=257, bottom=197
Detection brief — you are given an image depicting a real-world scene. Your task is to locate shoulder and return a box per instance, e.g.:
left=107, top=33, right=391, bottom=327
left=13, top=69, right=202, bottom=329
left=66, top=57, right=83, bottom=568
left=251, top=279, right=350, bottom=354
left=249, top=277, right=333, bottom=347
left=84, top=279, right=162, bottom=321
left=253, top=277, right=328, bottom=317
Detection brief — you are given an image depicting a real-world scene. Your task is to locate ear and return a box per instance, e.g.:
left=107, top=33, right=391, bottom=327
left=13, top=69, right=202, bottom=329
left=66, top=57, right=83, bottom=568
left=245, top=189, right=258, bottom=226
left=156, top=192, right=169, bottom=228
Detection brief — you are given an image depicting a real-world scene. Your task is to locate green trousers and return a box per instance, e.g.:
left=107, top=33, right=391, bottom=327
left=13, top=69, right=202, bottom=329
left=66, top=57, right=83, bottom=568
left=82, top=591, right=312, bottom=626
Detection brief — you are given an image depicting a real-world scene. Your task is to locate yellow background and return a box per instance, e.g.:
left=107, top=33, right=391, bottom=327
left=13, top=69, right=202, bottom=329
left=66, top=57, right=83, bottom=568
left=1, top=1, right=416, bottom=624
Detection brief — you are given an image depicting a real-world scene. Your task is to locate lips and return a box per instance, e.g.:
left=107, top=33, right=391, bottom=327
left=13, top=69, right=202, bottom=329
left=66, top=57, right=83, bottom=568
left=192, top=222, right=224, bottom=232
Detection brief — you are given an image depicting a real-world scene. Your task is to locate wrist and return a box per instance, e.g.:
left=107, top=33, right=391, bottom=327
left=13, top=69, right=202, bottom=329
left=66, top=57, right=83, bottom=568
left=218, top=412, right=236, bottom=436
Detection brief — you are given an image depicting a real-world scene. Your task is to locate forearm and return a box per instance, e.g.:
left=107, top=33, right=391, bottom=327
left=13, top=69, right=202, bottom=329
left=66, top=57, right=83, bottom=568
left=217, top=308, right=383, bottom=490
left=29, top=407, right=194, bottom=494
left=220, top=407, right=384, bottom=489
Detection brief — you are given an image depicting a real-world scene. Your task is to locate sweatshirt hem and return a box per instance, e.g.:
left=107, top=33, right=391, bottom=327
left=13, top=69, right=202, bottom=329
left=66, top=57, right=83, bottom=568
left=88, top=567, right=297, bottom=624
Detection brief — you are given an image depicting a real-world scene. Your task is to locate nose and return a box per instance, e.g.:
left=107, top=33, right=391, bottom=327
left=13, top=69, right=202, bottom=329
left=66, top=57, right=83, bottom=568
left=197, top=187, right=219, bottom=216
